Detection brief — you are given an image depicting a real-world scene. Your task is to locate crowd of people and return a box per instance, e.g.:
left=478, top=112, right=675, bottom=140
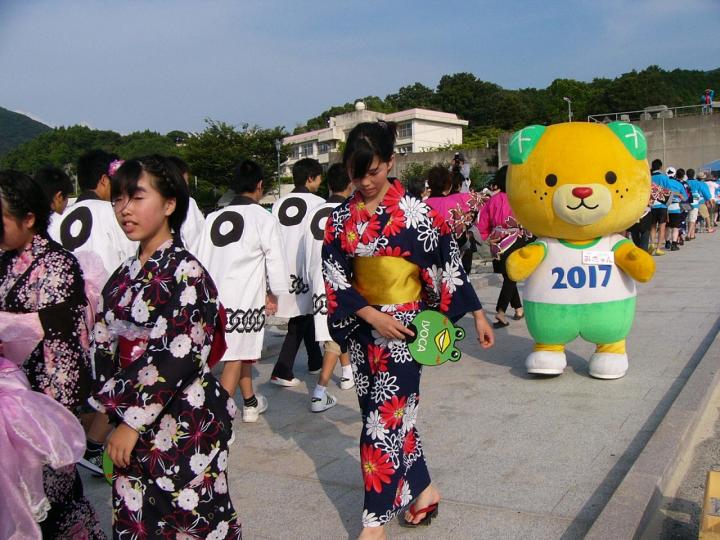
left=629, top=158, right=718, bottom=256
left=0, top=119, right=717, bottom=539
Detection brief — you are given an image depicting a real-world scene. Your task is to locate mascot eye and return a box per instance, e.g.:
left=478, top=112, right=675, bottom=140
left=605, top=171, right=617, bottom=184
left=545, top=174, right=558, bottom=187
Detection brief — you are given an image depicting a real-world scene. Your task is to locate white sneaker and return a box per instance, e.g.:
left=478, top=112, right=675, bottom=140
left=270, top=376, right=301, bottom=387
left=526, top=350, right=567, bottom=375
left=338, top=376, right=355, bottom=390
left=311, top=393, right=337, bottom=413
left=242, top=394, right=268, bottom=423
left=588, top=353, right=628, bottom=380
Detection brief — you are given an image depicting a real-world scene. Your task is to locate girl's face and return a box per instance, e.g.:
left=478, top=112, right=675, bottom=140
left=0, top=199, right=35, bottom=252
left=350, top=156, right=395, bottom=201
left=113, top=173, right=175, bottom=245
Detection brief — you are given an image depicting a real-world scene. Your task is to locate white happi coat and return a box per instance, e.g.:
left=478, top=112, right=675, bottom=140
left=303, top=196, right=345, bottom=342
left=180, top=196, right=205, bottom=256
left=272, top=188, right=325, bottom=318
left=48, top=193, right=137, bottom=276
left=195, top=196, right=289, bottom=359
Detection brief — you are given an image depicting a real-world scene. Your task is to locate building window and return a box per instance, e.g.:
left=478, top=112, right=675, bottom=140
left=398, top=122, right=412, bottom=139
left=291, top=146, right=301, bottom=159
left=318, top=142, right=330, bottom=154
left=396, top=144, right=413, bottom=154
left=301, top=142, right=315, bottom=156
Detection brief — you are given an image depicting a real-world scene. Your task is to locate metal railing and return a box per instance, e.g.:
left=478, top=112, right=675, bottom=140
left=587, top=104, right=713, bottom=123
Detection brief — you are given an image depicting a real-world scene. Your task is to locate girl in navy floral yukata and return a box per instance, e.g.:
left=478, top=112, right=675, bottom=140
left=0, top=170, right=105, bottom=539
left=322, top=123, right=494, bottom=539
left=90, top=155, right=242, bottom=539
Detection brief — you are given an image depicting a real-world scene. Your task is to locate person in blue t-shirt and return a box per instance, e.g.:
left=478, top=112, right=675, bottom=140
left=686, top=169, right=713, bottom=237
left=649, top=159, right=687, bottom=255
left=666, top=168, right=689, bottom=251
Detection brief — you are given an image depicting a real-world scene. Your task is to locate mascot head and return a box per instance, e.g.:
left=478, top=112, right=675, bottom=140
left=507, top=122, right=650, bottom=240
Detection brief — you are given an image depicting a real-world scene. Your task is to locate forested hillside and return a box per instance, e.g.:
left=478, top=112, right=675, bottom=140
left=0, top=107, right=51, bottom=156
left=295, top=65, right=720, bottom=143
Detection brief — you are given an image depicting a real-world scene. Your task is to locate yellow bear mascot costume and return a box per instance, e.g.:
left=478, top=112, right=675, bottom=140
left=506, top=122, right=655, bottom=379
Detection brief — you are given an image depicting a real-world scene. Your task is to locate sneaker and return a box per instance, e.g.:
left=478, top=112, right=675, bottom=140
left=664, top=240, right=671, bottom=250
left=670, top=243, right=680, bottom=251
left=653, top=248, right=666, bottom=256
left=270, top=376, right=301, bottom=387
left=310, top=393, right=337, bottom=413
left=339, top=376, right=355, bottom=391
left=243, top=394, right=268, bottom=423
left=78, top=449, right=104, bottom=477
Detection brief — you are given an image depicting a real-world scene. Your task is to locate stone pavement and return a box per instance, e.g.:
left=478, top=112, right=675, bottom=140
left=82, top=232, right=720, bottom=539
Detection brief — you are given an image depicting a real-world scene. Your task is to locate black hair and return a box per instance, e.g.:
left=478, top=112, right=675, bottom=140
left=343, top=121, right=397, bottom=180
left=493, top=165, right=508, bottom=193
left=326, top=163, right=350, bottom=194
left=0, top=170, right=52, bottom=235
left=449, top=170, right=464, bottom=194
left=292, top=158, right=323, bottom=188
left=112, top=155, right=189, bottom=234
left=686, top=168, right=695, bottom=179
left=651, top=159, right=663, bottom=172
left=231, top=159, right=264, bottom=194
left=427, top=165, right=450, bottom=197
left=676, top=168, right=685, bottom=180
left=406, top=176, right=427, bottom=199
left=34, top=166, right=73, bottom=202
left=77, top=149, right=120, bottom=191
left=167, top=156, right=190, bottom=177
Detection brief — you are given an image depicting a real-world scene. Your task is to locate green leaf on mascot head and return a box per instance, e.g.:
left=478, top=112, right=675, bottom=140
left=607, top=122, right=647, bottom=160
left=508, top=125, right=546, bottom=164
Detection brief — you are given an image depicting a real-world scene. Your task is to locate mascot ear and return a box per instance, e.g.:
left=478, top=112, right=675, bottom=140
left=508, top=125, right=546, bottom=164
left=607, top=122, right=647, bottom=160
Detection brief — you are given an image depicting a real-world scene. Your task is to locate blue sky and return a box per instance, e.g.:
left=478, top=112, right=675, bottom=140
left=1, top=0, right=718, bottom=134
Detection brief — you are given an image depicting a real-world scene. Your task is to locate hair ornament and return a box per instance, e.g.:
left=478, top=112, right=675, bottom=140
left=108, top=159, right=125, bottom=177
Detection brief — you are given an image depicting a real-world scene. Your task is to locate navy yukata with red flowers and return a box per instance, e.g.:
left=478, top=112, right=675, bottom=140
left=321, top=179, right=482, bottom=527
left=90, top=239, right=242, bottom=539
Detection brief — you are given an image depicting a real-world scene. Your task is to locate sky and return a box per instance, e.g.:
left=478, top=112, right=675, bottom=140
left=1, top=0, right=719, bottom=135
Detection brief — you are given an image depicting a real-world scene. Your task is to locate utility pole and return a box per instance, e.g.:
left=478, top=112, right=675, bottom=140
left=563, top=97, right=573, bottom=122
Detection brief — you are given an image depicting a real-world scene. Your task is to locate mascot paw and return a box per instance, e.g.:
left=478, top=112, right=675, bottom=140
left=615, top=244, right=656, bottom=283
left=526, top=350, right=566, bottom=375
left=588, top=352, right=628, bottom=380
left=507, top=244, right=545, bottom=282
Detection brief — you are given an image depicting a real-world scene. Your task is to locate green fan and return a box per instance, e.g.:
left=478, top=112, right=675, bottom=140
left=102, top=450, right=114, bottom=485
left=407, top=310, right=465, bottom=366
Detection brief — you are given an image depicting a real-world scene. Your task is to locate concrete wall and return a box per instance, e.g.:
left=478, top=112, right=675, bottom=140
left=640, top=114, right=720, bottom=170
left=412, top=120, right=464, bottom=151
left=498, top=115, right=720, bottom=170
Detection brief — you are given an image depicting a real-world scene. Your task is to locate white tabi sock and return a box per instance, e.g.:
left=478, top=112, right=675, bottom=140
left=341, top=365, right=353, bottom=380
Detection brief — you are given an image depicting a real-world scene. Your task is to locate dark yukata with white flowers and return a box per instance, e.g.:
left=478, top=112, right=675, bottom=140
left=90, top=239, right=242, bottom=539
left=0, top=234, right=105, bottom=539
left=322, top=180, right=482, bottom=527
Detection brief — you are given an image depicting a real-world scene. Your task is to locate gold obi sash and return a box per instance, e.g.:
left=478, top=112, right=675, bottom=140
left=352, top=256, right=422, bottom=305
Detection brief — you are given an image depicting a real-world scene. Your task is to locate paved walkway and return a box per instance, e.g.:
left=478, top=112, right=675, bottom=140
left=83, top=232, right=720, bottom=539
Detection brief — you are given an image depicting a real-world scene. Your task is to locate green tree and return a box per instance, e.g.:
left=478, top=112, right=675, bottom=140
left=0, top=125, right=122, bottom=173
left=386, top=83, right=437, bottom=111
left=180, top=119, right=288, bottom=190
left=116, top=130, right=180, bottom=159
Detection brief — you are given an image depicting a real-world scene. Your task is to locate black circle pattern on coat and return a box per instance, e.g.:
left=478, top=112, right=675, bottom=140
left=310, top=206, right=334, bottom=241
left=277, top=197, right=308, bottom=227
left=210, top=211, right=244, bottom=247
left=60, top=206, right=93, bottom=251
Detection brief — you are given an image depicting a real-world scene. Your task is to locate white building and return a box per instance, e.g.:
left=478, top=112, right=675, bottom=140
left=281, top=102, right=468, bottom=174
